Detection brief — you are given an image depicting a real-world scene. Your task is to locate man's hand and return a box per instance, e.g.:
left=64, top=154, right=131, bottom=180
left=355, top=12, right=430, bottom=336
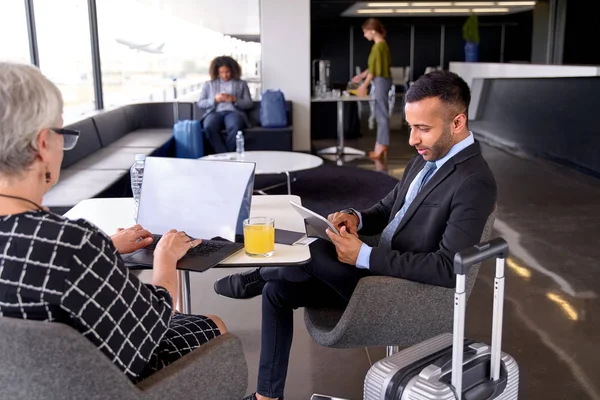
left=325, top=226, right=363, bottom=265
left=327, top=211, right=359, bottom=235
left=111, top=224, right=154, bottom=254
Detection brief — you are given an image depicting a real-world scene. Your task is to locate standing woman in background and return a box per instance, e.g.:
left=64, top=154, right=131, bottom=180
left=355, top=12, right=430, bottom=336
left=352, top=18, right=392, bottom=160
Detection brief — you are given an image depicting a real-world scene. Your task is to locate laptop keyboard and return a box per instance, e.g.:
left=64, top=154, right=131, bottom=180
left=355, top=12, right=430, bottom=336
left=144, top=234, right=227, bottom=258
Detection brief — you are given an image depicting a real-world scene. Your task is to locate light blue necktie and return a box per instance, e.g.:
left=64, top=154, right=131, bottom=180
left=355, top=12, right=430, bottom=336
left=379, top=162, right=437, bottom=249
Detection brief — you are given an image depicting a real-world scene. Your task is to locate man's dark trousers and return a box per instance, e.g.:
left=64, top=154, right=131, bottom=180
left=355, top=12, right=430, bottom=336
left=256, top=239, right=368, bottom=398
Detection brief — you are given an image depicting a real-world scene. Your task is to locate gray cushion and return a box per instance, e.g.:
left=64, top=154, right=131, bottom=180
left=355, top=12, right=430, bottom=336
left=69, top=147, right=156, bottom=170
left=92, top=106, right=134, bottom=147
left=305, top=276, right=457, bottom=348
left=194, top=101, right=293, bottom=127
left=0, top=317, right=248, bottom=400
left=107, top=129, right=173, bottom=148
left=244, top=128, right=292, bottom=151
left=61, top=118, right=102, bottom=168
left=42, top=169, right=126, bottom=207
left=128, top=102, right=194, bottom=129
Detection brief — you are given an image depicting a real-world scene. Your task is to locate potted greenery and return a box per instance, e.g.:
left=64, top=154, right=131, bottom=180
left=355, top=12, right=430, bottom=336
left=462, top=13, right=480, bottom=62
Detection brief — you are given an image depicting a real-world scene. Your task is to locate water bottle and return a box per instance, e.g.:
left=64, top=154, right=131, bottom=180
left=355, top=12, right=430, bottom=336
left=130, top=154, right=146, bottom=220
left=235, top=131, right=245, bottom=159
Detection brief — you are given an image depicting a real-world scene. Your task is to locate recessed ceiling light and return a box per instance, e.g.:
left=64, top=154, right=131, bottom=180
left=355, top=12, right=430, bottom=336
left=497, top=1, right=536, bottom=5
left=471, top=7, right=511, bottom=11
left=433, top=8, right=471, bottom=12
left=395, top=8, right=433, bottom=12
left=366, top=2, right=410, bottom=6
left=453, top=1, right=495, bottom=5
left=411, top=2, right=453, bottom=6
left=357, top=8, right=395, bottom=13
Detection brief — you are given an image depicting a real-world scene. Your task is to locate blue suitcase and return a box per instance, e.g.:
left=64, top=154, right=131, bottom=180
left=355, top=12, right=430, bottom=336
left=172, top=78, right=204, bottom=159
left=174, top=120, right=203, bottom=158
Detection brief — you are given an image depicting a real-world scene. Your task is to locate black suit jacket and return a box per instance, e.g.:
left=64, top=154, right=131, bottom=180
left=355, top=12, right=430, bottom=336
left=358, top=141, right=497, bottom=288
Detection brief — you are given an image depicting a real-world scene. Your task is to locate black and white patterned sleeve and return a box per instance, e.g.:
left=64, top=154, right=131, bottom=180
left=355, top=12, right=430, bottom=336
left=60, top=222, right=173, bottom=380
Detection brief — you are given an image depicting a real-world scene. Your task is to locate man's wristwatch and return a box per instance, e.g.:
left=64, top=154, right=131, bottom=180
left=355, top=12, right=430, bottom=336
left=340, top=209, right=359, bottom=225
left=340, top=208, right=357, bottom=217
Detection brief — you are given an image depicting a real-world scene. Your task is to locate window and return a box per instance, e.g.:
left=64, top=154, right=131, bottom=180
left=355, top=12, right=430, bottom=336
left=34, top=0, right=95, bottom=120
left=96, top=0, right=261, bottom=108
left=0, top=1, right=31, bottom=64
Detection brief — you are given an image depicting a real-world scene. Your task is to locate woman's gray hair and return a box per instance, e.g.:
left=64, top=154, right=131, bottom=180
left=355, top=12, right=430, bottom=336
left=0, top=62, right=63, bottom=176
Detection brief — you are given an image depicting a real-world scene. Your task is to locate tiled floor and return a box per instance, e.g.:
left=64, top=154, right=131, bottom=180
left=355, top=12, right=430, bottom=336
left=140, top=113, right=600, bottom=399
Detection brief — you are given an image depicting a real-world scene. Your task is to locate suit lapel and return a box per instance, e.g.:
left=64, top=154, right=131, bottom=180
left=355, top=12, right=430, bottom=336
left=394, top=161, right=455, bottom=233
left=392, top=142, right=481, bottom=235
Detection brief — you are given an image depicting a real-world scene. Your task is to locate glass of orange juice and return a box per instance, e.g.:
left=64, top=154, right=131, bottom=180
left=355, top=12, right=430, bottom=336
left=243, top=217, right=275, bottom=257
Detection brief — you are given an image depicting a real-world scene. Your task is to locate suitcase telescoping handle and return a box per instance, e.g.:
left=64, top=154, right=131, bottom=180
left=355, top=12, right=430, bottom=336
left=451, top=238, right=509, bottom=400
left=172, top=78, right=179, bottom=122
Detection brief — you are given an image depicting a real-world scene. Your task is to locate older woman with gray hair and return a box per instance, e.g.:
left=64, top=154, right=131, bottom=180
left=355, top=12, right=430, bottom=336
left=0, top=62, right=227, bottom=381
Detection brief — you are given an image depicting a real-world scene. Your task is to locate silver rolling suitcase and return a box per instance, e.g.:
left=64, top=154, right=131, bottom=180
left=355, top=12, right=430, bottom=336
left=364, top=238, right=519, bottom=400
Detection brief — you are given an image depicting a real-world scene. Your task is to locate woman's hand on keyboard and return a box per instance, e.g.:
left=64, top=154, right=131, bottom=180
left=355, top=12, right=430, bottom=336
left=155, top=229, right=203, bottom=262
left=111, top=224, right=154, bottom=254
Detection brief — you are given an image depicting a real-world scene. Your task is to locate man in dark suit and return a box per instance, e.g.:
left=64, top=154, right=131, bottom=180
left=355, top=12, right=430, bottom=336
left=214, top=70, right=497, bottom=400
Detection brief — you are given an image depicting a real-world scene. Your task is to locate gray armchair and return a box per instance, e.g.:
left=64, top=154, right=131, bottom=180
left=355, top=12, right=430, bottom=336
left=0, top=317, right=248, bottom=400
left=304, top=212, right=496, bottom=351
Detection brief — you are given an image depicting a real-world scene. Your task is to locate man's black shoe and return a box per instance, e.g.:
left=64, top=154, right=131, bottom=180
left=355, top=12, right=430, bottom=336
left=214, top=268, right=265, bottom=299
left=242, top=393, right=283, bottom=400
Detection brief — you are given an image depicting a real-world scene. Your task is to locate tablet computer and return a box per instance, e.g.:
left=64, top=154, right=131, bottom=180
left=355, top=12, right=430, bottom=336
left=289, top=201, right=339, bottom=242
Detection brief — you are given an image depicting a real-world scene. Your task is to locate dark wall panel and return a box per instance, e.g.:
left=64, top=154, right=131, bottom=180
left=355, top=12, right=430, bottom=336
left=478, top=26, right=502, bottom=63
left=473, top=77, right=600, bottom=177
left=444, top=26, right=464, bottom=69
left=316, top=27, right=352, bottom=84
left=414, top=26, right=441, bottom=78
left=563, top=0, right=600, bottom=65
left=504, top=24, right=533, bottom=63
left=531, top=0, right=551, bottom=63
left=312, top=12, right=533, bottom=83
left=385, top=25, right=411, bottom=69
left=352, top=26, right=372, bottom=73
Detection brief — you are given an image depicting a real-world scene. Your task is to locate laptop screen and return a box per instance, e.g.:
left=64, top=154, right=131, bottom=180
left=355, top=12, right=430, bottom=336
left=137, top=157, right=255, bottom=241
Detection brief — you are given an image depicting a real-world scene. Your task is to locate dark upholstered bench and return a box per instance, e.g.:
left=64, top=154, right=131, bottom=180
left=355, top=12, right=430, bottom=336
left=43, top=101, right=294, bottom=214
left=43, top=102, right=193, bottom=213
left=193, top=101, right=293, bottom=153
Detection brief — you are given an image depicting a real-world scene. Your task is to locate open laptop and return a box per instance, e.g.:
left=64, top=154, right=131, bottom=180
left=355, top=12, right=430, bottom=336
left=121, top=157, right=255, bottom=273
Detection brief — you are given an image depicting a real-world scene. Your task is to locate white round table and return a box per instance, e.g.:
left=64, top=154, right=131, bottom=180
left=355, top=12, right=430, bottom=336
left=201, top=151, right=323, bottom=194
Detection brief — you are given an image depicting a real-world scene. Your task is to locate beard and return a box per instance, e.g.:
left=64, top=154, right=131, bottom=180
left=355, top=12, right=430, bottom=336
left=428, top=124, right=454, bottom=161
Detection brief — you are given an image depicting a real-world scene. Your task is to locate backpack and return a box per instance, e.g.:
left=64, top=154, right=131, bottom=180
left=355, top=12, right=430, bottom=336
left=260, top=90, right=288, bottom=128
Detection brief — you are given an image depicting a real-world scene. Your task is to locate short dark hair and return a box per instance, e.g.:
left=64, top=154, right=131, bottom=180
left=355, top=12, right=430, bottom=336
left=362, top=18, right=386, bottom=37
left=209, top=56, right=242, bottom=80
left=406, top=70, right=471, bottom=119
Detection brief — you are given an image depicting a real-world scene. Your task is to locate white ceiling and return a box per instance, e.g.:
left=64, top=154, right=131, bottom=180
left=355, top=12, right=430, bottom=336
left=342, top=1, right=536, bottom=16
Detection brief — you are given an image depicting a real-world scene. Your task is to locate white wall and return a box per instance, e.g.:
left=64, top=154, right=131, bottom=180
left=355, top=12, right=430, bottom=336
left=260, top=0, right=311, bottom=151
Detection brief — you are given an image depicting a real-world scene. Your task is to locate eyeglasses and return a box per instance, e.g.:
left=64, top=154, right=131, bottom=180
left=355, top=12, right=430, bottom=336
left=50, top=128, right=80, bottom=150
